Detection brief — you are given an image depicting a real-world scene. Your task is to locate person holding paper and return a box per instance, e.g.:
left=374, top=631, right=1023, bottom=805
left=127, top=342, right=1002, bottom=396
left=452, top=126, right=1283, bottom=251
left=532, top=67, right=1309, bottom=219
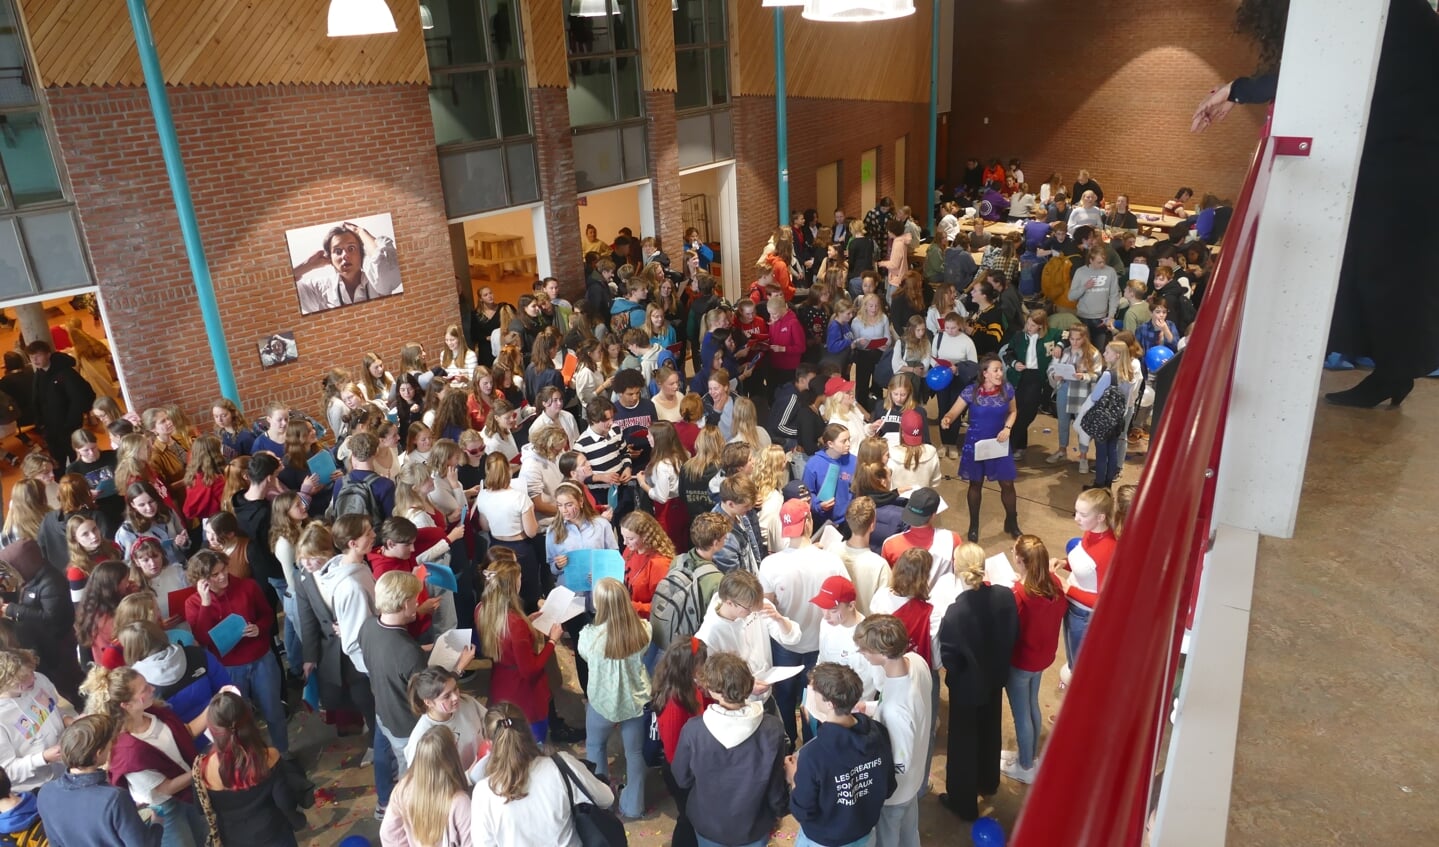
left=711, top=476, right=768, bottom=577
left=695, top=570, right=802, bottom=706
left=1002, top=535, right=1066, bottom=784
left=1002, top=308, right=1063, bottom=459
left=182, top=550, right=288, bottom=754
left=936, top=554, right=1018, bottom=821
left=578, top=578, right=652, bottom=819
left=1046, top=324, right=1103, bottom=474
left=940, top=356, right=1022, bottom=543
left=475, top=556, right=560, bottom=743
left=473, top=453, right=541, bottom=613
left=1068, top=246, right=1121, bottom=348
left=852, top=614, right=932, bottom=845
left=802, top=423, right=857, bottom=528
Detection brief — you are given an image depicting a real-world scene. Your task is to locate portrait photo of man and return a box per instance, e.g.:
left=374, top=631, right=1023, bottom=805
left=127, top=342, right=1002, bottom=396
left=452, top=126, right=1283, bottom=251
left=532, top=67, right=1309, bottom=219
left=286, top=213, right=403, bottom=315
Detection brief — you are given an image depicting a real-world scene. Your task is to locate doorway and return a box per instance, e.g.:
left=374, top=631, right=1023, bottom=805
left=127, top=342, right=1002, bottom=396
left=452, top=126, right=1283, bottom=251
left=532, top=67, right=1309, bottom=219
left=680, top=160, right=740, bottom=301
left=861, top=148, right=878, bottom=213
left=816, top=161, right=840, bottom=223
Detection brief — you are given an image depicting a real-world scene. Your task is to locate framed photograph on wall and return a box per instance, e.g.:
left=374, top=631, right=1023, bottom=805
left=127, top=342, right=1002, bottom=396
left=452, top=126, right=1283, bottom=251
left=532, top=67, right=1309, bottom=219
left=258, top=332, right=298, bottom=368
left=285, top=212, right=403, bottom=316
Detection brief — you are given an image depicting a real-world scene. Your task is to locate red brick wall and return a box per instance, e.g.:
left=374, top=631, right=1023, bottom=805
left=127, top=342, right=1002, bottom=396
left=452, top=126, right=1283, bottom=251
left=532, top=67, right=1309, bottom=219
left=735, top=95, right=929, bottom=268
left=531, top=87, right=585, bottom=303
left=644, top=90, right=684, bottom=256
left=946, top=1, right=1266, bottom=206
left=48, top=83, right=457, bottom=425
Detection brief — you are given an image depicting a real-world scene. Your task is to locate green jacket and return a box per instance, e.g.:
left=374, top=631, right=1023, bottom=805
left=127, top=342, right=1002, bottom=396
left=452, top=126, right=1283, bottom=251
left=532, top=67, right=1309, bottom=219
left=1004, top=327, right=1063, bottom=386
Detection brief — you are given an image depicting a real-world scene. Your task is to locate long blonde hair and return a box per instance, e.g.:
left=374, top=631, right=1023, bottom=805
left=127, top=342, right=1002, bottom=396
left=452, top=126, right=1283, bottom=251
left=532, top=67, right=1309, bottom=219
left=590, top=577, right=650, bottom=660
left=548, top=481, right=598, bottom=546
left=482, top=702, right=541, bottom=802
left=475, top=556, right=538, bottom=663
left=1105, top=340, right=1136, bottom=386
left=752, top=444, right=788, bottom=503
left=729, top=397, right=762, bottom=448
left=683, top=426, right=725, bottom=476
left=395, top=726, right=470, bottom=846
left=394, top=461, right=433, bottom=520
left=2, top=479, right=47, bottom=541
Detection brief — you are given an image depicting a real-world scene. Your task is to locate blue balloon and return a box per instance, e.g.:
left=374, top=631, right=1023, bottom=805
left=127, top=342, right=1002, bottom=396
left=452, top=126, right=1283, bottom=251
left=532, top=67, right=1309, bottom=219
left=925, top=366, right=954, bottom=391
left=1145, top=345, right=1176, bottom=372
left=972, top=816, right=1006, bottom=845
left=1066, top=537, right=1081, bottom=554
left=338, top=837, right=373, bottom=847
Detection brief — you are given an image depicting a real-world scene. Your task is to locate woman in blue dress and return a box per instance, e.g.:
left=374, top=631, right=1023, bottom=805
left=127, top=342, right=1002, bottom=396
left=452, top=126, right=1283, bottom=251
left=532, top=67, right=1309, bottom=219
left=940, top=355, right=1021, bottom=542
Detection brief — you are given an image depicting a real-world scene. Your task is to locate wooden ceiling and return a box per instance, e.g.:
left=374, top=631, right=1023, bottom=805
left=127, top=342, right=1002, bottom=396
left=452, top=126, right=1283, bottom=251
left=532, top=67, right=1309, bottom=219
left=19, top=0, right=430, bottom=87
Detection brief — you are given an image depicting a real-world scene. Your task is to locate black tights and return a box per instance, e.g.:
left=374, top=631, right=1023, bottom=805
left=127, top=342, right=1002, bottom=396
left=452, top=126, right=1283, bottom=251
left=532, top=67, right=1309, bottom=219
left=966, top=480, right=1018, bottom=530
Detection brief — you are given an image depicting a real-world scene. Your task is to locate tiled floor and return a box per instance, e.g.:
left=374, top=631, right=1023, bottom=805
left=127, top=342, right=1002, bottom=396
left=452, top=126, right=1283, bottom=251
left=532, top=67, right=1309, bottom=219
left=1227, top=372, right=1439, bottom=844
left=293, top=401, right=1131, bottom=845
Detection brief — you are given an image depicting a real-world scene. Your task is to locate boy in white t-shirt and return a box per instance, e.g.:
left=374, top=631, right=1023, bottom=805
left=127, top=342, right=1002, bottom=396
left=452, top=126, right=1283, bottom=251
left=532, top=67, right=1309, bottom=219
left=854, top=614, right=933, bottom=847
left=694, top=570, right=802, bottom=706
left=810, top=575, right=885, bottom=703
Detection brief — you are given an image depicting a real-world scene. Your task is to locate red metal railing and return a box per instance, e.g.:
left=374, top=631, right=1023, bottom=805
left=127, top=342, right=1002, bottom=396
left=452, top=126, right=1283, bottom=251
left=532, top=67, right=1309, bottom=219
left=1010, top=129, right=1281, bottom=846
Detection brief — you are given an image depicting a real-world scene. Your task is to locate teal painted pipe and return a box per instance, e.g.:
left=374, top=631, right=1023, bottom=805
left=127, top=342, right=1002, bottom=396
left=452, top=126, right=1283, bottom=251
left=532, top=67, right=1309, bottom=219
left=927, top=0, right=940, bottom=231
left=124, top=0, right=240, bottom=404
left=774, top=7, right=789, bottom=227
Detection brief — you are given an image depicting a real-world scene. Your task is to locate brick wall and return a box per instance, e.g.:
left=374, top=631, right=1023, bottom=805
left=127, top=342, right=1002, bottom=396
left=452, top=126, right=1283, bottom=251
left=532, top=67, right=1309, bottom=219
left=945, top=1, right=1266, bottom=205
left=531, top=86, right=585, bottom=303
left=49, top=84, right=457, bottom=424
left=644, top=90, right=684, bottom=255
left=735, top=95, right=929, bottom=267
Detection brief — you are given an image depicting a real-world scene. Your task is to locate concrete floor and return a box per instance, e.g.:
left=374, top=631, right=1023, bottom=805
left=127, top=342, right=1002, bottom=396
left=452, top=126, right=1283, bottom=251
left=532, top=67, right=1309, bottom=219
left=295, top=402, right=1119, bottom=846
left=1227, top=371, right=1439, bottom=845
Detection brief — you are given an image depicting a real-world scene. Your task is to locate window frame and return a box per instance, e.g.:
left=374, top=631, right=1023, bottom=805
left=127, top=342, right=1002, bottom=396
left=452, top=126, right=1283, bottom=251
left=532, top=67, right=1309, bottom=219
left=671, top=0, right=730, bottom=115
left=566, top=0, right=648, bottom=192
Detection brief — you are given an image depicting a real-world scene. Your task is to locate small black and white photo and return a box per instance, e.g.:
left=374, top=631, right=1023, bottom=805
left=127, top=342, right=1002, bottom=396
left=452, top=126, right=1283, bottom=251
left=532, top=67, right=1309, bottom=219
left=258, top=332, right=298, bottom=368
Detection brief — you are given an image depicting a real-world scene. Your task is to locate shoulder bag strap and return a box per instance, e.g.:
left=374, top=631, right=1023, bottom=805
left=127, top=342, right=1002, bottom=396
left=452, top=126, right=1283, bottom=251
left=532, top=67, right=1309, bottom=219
left=191, top=754, right=224, bottom=847
left=550, top=753, right=599, bottom=806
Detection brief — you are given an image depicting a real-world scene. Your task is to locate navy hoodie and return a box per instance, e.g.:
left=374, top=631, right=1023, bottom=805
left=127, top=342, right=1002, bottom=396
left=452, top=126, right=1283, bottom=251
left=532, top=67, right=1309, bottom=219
left=672, top=702, right=789, bottom=847
left=791, top=714, right=896, bottom=846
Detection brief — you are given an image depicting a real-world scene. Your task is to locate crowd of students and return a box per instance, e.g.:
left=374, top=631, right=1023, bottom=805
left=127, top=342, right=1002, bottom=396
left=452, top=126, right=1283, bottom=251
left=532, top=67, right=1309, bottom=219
left=0, top=188, right=1183, bottom=845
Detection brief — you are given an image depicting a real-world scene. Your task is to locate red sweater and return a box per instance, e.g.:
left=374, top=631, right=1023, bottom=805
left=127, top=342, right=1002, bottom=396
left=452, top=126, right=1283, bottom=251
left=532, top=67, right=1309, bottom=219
left=108, top=706, right=198, bottom=803
left=892, top=597, right=933, bottom=666
left=182, top=471, right=226, bottom=523
left=624, top=550, right=671, bottom=618
left=657, top=688, right=706, bottom=762
left=767, top=310, right=807, bottom=370
left=1010, top=575, right=1067, bottom=672
left=488, top=609, right=554, bottom=723
left=184, top=576, right=274, bottom=667
left=1064, top=530, right=1117, bottom=608
left=366, top=550, right=434, bottom=638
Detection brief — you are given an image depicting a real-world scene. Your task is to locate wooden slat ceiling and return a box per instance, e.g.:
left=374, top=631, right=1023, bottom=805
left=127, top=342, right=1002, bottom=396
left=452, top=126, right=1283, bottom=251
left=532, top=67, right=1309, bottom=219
left=732, top=0, right=931, bottom=104
left=20, top=0, right=430, bottom=88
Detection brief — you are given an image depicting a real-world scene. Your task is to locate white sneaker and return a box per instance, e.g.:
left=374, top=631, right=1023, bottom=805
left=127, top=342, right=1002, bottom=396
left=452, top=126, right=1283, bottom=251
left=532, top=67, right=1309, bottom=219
left=1078, top=458, right=1089, bottom=474
left=1045, top=450, right=1066, bottom=464
left=1000, top=750, right=1018, bottom=766
left=1001, top=760, right=1038, bottom=784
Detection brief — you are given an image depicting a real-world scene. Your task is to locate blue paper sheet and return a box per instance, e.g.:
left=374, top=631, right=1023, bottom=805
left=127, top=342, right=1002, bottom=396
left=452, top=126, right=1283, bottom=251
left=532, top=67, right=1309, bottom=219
left=421, top=562, right=458, bottom=593
left=207, top=613, right=248, bottom=657
left=306, top=449, right=338, bottom=481
left=559, top=549, right=625, bottom=592
left=817, top=463, right=840, bottom=503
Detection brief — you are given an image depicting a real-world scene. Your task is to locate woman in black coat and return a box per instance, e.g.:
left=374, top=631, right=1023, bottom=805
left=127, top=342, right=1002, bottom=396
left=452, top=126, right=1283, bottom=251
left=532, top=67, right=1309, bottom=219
left=0, top=539, right=84, bottom=704
left=937, top=559, right=1018, bottom=822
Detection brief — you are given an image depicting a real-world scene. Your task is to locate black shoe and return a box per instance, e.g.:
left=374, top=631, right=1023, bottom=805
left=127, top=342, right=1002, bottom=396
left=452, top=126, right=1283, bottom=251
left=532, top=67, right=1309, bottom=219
left=1325, top=371, right=1414, bottom=408
left=966, top=524, right=980, bottom=543
left=1003, top=516, right=1021, bottom=539
left=936, top=792, right=977, bottom=822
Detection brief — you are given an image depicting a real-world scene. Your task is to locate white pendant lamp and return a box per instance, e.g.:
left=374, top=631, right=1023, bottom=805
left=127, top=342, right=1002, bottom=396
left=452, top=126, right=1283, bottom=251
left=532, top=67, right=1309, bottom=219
left=572, top=0, right=609, bottom=16
left=761, top=0, right=807, bottom=7
left=328, top=0, right=398, bottom=36
left=802, top=0, right=914, bottom=21
left=419, top=4, right=434, bottom=29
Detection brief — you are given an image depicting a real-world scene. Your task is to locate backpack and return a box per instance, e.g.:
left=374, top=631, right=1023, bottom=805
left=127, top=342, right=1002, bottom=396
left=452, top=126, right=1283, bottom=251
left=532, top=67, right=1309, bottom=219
left=1080, top=384, right=1127, bottom=442
left=325, top=471, right=383, bottom=525
left=649, top=552, right=722, bottom=650
left=1041, top=255, right=1076, bottom=309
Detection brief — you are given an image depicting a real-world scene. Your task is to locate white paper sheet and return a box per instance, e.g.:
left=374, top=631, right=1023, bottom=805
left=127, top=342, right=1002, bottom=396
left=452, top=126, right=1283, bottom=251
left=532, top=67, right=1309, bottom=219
left=1128, top=262, right=1151, bottom=284
left=758, top=665, right=806, bottom=685
left=1050, top=362, right=1077, bottom=381
left=428, top=628, right=475, bottom=669
left=984, top=552, right=1019, bottom=588
left=974, top=438, right=1009, bottom=461
left=531, top=585, right=587, bottom=635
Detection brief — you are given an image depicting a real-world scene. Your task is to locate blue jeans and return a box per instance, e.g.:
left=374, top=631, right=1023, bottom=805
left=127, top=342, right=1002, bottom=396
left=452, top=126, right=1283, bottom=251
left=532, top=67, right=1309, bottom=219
left=226, top=653, right=288, bottom=753
left=1055, top=384, right=1091, bottom=455
left=584, top=706, right=647, bottom=818
left=269, top=578, right=303, bottom=676
left=697, top=837, right=768, bottom=847
left=375, top=714, right=410, bottom=775
left=798, top=832, right=875, bottom=847
left=1064, top=599, right=1093, bottom=668
left=153, top=799, right=207, bottom=847
left=770, top=643, right=819, bottom=745
left=1005, top=666, right=1043, bottom=768
left=1094, top=434, right=1120, bottom=486
left=373, top=720, right=398, bottom=807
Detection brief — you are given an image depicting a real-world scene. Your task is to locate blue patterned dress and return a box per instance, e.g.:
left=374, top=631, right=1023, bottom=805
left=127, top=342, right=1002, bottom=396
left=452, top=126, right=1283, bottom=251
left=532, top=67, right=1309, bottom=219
left=958, top=382, right=1018, bottom=482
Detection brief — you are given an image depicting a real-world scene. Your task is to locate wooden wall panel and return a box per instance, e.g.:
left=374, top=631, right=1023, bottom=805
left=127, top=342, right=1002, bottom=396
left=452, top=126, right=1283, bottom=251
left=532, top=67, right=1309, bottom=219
left=639, top=0, right=676, bottom=91
left=733, top=0, right=931, bottom=103
left=20, top=0, right=429, bottom=87
left=518, top=0, right=570, bottom=88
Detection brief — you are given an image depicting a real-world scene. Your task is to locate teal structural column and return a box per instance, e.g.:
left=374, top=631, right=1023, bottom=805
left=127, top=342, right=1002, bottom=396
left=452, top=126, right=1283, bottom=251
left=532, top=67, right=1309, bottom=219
left=124, top=0, right=239, bottom=403
left=774, top=7, right=789, bottom=227
left=926, top=0, right=939, bottom=231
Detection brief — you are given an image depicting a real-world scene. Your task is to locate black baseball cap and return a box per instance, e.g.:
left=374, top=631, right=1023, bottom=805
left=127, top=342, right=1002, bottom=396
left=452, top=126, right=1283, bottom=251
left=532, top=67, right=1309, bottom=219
left=782, top=480, right=812, bottom=501
left=902, top=488, right=940, bottom=524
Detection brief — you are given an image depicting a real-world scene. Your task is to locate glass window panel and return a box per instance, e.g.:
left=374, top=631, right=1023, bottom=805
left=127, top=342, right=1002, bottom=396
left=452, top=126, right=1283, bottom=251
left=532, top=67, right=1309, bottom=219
left=614, top=57, right=641, bottom=120
left=676, top=113, right=714, bottom=170
left=572, top=129, right=623, bottom=193
left=505, top=142, right=539, bottom=204
left=426, top=0, right=488, bottom=66
left=0, top=112, right=63, bottom=206
left=568, top=60, right=617, bottom=127
left=567, top=9, right=613, bottom=55
left=712, top=108, right=733, bottom=161
left=673, top=0, right=702, bottom=46
left=495, top=67, right=530, bottom=137
left=612, top=0, right=637, bottom=49
left=429, top=71, right=496, bottom=146
left=20, top=211, right=89, bottom=292
left=483, top=0, right=522, bottom=61
left=674, top=50, right=707, bottom=111
left=621, top=124, right=647, bottom=183
left=439, top=147, right=507, bottom=217
left=0, top=218, right=29, bottom=297
left=0, top=2, right=35, bottom=107
left=705, top=0, right=726, bottom=43
left=709, top=47, right=729, bottom=105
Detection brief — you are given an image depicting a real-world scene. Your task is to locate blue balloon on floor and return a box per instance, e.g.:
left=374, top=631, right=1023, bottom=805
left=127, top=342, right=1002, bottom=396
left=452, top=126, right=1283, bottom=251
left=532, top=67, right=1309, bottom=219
left=1145, top=345, right=1176, bottom=372
left=1066, top=537, right=1081, bottom=554
left=338, top=837, right=373, bottom=847
left=972, top=816, right=1006, bottom=845
left=926, top=365, right=954, bottom=391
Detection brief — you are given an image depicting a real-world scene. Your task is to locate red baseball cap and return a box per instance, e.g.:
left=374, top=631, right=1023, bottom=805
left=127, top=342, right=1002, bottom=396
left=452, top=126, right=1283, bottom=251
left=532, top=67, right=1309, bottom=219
left=810, top=575, right=857, bottom=609
left=824, top=376, right=855, bottom=395
left=901, top=409, right=924, bottom=446
left=779, top=499, right=810, bottom=537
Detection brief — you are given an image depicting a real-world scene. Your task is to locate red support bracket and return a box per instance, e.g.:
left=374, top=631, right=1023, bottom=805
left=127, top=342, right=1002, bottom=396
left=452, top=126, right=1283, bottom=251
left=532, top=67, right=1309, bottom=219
left=1274, top=136, right=1313, bottom=156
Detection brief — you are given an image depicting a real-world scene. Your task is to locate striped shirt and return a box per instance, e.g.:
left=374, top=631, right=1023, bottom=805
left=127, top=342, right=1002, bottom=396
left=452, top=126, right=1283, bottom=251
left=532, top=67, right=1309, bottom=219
left=574, top=425, right=630, bottom=502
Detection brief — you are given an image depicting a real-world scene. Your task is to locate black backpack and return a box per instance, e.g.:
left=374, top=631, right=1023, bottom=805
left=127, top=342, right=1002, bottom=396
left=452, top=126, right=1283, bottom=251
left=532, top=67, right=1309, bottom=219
left=648, top=552, right=722, bottom=650
left=552, top=754, right=628, bottom=847
left=325, top=471, right=383, bottom=525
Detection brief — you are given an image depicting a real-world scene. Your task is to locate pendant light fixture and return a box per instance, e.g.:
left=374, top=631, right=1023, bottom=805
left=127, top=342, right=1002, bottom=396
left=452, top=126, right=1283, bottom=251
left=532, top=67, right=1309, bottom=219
left=327, top=0, right=398, bottom=36
left=572, top=0, right=609, bottom=16
left=761, top=0, right=806, bottom=7
left=802, top=0, right=915, bottom=22
left=419, top=4, right=434, bottom=29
